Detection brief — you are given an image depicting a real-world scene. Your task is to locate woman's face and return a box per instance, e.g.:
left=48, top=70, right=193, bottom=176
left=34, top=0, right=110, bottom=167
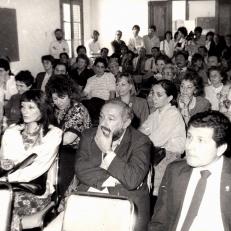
left=180, top=80, right=196, bottom=98
left=116, top=77, right=132, bottom=97
left=156, top=60, right=166, bottom=73
left=95, top=62, right=106, bottom=76
left=52, top=93, right=71, bottom=110
left=209, top=70, right=222, bottom=87
left=77, top=58, right=87, bottom=70
left=166, top=33, right=171, bottom=41
left=21, top=101, right=41, bottom=124
left=150, top=84, right=172, bottom=109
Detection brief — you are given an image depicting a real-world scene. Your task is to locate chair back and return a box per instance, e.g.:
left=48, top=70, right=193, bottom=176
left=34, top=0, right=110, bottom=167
left=61, top=192, right=135, bottom=231
left=0, top=182, right=13, bottom=231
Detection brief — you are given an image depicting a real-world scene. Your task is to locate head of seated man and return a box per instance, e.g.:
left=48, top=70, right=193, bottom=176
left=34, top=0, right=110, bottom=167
left=186, top=110, right=231, bottom=168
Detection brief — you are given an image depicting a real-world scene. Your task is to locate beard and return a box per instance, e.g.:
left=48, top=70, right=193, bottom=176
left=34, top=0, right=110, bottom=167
left=100, top=126, right=125, bottom=141
left=112, top=128, right=125, bottom=141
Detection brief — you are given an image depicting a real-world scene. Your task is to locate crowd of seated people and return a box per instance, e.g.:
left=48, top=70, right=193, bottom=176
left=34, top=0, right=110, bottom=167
left=0, top=24, right=231, bottom=231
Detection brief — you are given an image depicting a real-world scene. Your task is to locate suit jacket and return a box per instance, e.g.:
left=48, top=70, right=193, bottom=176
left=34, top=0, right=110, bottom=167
left=149, top=157, right=231, bottom=231
left=75, top=126, right=151, bottom=231
left=33, top=72, right=46, bottom=90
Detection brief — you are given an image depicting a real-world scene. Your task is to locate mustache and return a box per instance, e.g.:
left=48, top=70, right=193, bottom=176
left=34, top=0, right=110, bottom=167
left=100, top=126, right=111, bottom=134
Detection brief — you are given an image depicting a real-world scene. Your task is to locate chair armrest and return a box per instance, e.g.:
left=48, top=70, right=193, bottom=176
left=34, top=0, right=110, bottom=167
left=21, top=201, right=55, bottom=229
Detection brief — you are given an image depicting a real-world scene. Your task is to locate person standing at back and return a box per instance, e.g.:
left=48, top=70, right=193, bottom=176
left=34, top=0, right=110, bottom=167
left=143, top=25, right=160, bottom=56
left=49, top=29, right=69, bottom=61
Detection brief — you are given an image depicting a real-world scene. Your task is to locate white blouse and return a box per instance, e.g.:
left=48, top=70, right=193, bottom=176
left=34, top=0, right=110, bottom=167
left=0, top=124, right=62, bottom=185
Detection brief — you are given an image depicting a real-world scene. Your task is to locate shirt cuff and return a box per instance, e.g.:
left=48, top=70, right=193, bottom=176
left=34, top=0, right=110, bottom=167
left=100, top=151, right=116, bottom=170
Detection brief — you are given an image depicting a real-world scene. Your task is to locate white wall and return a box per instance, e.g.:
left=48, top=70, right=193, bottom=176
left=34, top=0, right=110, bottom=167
left=87, top=0, right=149, bottom=54
left=0, top=0, right=61, bottom=76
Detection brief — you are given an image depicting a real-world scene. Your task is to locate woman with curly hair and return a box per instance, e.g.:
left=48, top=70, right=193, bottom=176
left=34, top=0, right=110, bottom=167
left=178, top=71, right=211, bottom=124
left=45, top=75, right=91, bottom=196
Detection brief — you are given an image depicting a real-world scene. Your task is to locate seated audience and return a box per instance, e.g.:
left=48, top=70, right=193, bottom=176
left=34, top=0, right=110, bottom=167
left=0, top=58, right=18, bottom=101
left=139, top=80, right=186, bottom=197
left=4, top=70, right=34, bottom=127
left=82, top=57, right=116, bottom=101
left=45, top=75, right=91, bottom=195
left=143, top=25, right=160, bottom=55
left=173, top=51, right=189, bottom=91
left=153, top=54, right=169, bottom=80
left=133, top=47, right=147, bottom=74
left=53, top=62, right=68, bottom=75
left=178, top=72, right=211, bottom=124
left=188, top=53, right=208, bottom=84
left=0, top=89, right=62, bottom=231
left=34, top=55, right=54, bottom=91
left=149, top=110, right=231, bottom=231
left=160, top=31, right=175, bottom=59
left=59, top=52, right=71, bottom=72
left=207, top=54, right=220, bottom=68
left=116, top=73, right=149, bottom=128
left=144, top=47, right=160, bottom=74
left=69, top=54, right=94, bottom=91
left=100, top=47, right=110, bottom=64
left=219, top=85, right=231, bottom=120
left=162, top=64, right=176, bottom=81
left=121, top=49, right=135, bottom=74
left=111, top=30, right=126, bottom=59
left=108, top=59, right=121, bottom=79
left=174, top=26, right=188, bottom=52
left=205, top=66, right=228, bottom=110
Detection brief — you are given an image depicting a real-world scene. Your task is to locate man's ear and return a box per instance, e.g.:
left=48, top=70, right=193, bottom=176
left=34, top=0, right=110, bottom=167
left=123, top=118, right=131, bottom=129
left=217, top=143, right=227, bottom=157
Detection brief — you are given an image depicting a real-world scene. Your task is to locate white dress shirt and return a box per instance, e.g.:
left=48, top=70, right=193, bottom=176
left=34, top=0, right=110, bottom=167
left=49, top=39, right=69, bottom=59
left=176, top=157, right=224, bottom=231
left=143, top=35, right=160, bottom=55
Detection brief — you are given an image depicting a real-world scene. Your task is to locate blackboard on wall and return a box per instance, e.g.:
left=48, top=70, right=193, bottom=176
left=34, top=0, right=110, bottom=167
left=0, top=8, right=19, bottom=62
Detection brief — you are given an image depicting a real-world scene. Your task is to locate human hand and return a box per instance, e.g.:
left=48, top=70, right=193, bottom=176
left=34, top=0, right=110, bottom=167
left=94, top=125, right=112, bottom=153
left=179, top=95, right=190, bottom=107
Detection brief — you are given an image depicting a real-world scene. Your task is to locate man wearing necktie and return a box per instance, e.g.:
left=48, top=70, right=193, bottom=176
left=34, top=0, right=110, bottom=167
left=149, top=110, right=231, bottom=231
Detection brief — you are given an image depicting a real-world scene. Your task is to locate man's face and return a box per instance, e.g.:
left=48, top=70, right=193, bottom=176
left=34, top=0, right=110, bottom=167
left=148, top=28, right=155, bottom=36
left=55, top=31, right=63, bottom=41
left=115, top=31, right=122, bottom=40
left=151, top=48, right=160, bottom=58
left=109, top=62, right=119, bottom=75
left=54, top=64, right=67, bottom=75
left=185, top=126, right=224, bottom=167
left=99, top=103, right=129, bottom=141
left=132, top=28, right=139, bottom=37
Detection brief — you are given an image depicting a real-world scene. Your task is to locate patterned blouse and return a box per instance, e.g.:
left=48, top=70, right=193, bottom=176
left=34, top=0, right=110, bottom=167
left=54, top=101, right=91, bottom=149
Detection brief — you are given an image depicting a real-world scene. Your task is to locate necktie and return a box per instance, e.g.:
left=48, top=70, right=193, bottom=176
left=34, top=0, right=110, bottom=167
left=181, top=170, right=211, bottom=231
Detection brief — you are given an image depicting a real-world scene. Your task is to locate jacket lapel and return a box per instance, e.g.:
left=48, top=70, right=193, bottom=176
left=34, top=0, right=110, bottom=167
left=220, top=157, right=231, bottom=230
left=172, top=164, right=192, bottom=230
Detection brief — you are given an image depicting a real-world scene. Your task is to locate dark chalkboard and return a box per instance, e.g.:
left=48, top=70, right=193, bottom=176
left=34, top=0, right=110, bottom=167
left=0, top=8, right=19, bottom=62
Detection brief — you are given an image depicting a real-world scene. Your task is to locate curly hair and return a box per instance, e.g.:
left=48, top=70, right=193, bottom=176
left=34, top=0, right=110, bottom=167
left=181, top=71, right=205, bottom=97
left=45, top=75, right=81, bottom=106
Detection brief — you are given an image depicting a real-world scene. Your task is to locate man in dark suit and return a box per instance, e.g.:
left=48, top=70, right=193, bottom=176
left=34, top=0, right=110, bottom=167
left=33, top=55, right=54, bottom=91
left=75, top=99, right=151, bottom=231
left=149, top=110, right=231, bottom=231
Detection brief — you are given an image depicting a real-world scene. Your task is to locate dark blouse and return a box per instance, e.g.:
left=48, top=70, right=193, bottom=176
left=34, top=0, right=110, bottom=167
left=54, top=102, right=91, bottom=149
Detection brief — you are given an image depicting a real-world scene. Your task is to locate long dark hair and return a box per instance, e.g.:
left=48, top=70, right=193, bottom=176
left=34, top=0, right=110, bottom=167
left=19, top=89, right=55, bottom=135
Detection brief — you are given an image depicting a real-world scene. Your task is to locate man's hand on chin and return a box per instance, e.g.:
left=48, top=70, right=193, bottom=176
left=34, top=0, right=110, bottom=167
left=94, top=125, right=113, bottom=153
